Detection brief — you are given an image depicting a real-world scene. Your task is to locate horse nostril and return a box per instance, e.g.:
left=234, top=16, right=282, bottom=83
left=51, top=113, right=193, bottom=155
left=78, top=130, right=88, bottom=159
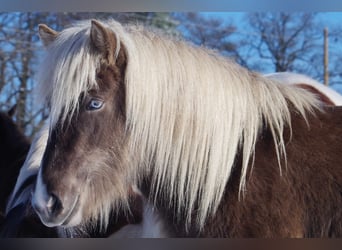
left=46, top=193, right=63, bottom=216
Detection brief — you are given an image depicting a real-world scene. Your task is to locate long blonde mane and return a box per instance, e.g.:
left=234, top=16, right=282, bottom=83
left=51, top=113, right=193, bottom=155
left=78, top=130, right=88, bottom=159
left=37, top=19, right=321, bottom=230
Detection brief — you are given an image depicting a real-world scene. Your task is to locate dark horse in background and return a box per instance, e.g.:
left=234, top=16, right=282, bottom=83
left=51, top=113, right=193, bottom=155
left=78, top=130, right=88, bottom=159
left=0, top=105, right=58, bottom=237
left=0, top=105, right=30, bottom=220
left=27, top=19, right=342, bottom=237
left=0, top=105, right=29, bottom=214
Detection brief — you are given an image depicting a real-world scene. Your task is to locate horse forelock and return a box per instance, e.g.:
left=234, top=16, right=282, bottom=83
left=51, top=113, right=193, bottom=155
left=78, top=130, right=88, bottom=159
left=36, top=20, right=126, bottom=129
left=37, top=19, right=322, bottom=231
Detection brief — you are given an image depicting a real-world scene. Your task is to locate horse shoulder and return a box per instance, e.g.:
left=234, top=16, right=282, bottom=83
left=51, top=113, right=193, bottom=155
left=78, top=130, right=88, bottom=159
left=200, top=107, right=342, bottom=237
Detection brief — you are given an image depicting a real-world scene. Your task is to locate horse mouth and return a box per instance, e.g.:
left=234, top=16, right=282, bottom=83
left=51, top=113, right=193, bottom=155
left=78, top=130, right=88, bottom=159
left=59, top=194, right=81, bottom=227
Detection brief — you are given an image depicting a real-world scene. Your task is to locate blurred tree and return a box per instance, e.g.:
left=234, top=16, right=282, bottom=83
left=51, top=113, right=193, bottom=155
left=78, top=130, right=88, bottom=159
left=242, top=12, right=342, bottom=89
left=113, top=12, right=180, bottom=36
left=319, top=25, right=342, bottom=87
left=5, top=12, right=342, bottom=138
left=173, top=13, right=245, bottom=66
left=0, top=13, right=42, bottom=136
left=245, top=13, right=321, bottom=73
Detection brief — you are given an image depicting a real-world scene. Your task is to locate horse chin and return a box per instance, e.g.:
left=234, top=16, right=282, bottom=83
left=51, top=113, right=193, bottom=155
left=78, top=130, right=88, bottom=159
left=59, top=196, right=83, bottom=227
left=60, top=210, right=83, bottom=227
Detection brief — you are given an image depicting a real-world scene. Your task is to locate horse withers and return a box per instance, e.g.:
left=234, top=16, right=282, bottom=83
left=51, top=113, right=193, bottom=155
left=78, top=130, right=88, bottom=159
left=265, top=72, right=342, bottom=106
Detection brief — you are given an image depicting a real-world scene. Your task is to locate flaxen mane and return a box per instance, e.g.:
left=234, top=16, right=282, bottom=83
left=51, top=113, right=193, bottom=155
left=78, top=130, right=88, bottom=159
left=36, top=19, right=321, bottom=229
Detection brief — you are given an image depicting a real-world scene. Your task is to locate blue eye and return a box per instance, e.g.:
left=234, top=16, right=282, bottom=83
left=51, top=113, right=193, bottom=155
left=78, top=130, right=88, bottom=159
left=86, top=99, right=104, bottom=111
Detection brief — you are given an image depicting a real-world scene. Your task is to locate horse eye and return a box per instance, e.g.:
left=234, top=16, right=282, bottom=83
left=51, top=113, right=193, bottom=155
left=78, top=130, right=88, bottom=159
left=86, top=99, right=104, bottom=111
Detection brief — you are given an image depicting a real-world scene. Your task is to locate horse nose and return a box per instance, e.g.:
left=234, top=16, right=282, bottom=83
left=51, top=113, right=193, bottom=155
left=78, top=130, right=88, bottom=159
left=31, top=191, right=64, bottom=226
left=32, top=191, right=63, bottom=215
left=32, top=170, right=81, bottom=227
left=46, top=193, right=63, bottom=215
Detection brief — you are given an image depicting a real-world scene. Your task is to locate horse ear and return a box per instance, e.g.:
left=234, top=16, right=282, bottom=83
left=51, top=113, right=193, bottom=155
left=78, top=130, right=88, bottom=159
left=90, top=19, right=117, bottom=65
left=8, top=104, right=16, bottom=117
left=38, top=24, right=58, bottom=47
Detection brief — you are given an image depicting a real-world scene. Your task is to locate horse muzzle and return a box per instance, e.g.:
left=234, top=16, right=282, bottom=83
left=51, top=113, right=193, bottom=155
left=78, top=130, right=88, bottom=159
left=31, top=180, right=81, bottom=227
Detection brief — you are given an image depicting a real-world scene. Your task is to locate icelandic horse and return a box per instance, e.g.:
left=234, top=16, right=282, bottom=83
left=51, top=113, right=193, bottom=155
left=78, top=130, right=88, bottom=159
left=24, top=19, right=342, bottom=237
